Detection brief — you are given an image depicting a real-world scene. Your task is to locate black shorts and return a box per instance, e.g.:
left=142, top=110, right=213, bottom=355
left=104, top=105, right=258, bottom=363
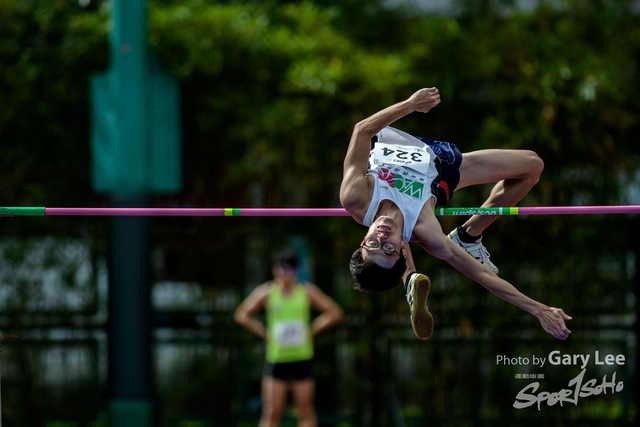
left=264, top=359, right=314, bottom=381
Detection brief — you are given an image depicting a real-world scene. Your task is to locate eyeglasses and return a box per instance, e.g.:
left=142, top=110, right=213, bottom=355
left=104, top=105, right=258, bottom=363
left=361, top=239, right=400, bottom=257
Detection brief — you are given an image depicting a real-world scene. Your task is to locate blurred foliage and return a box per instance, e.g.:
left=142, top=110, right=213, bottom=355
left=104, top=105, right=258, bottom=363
left=1, top=0, right=639, bottom=426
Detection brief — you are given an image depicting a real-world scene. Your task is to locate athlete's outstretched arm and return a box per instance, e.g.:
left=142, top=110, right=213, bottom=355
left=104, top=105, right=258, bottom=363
left=436, top=241, right=571, bottom=339
left=416, top=214, right=572, bottom=340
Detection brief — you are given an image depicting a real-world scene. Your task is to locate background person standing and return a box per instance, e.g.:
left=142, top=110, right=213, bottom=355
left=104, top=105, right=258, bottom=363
left=234, top=252, right=344, bottom=427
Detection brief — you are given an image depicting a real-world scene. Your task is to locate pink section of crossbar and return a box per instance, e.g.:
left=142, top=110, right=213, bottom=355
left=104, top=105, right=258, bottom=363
left=44, top=208, right=351, bottom=217
left=517, top=205, right=640, bottom=215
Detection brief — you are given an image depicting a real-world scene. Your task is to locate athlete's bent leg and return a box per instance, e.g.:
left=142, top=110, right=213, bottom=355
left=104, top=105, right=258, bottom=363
left=456, top=149, right=543, bottom=236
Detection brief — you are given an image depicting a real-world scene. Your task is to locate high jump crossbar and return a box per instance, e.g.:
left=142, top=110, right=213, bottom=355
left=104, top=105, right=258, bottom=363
left=2, top=206, right=640, bottom=217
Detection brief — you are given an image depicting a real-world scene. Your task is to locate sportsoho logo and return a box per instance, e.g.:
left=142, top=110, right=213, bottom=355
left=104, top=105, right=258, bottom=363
left=496, top=350, right=625, bottom=411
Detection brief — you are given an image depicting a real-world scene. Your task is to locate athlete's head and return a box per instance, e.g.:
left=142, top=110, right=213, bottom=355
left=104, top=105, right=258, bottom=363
left=349, top=216, right=407, bottom=292
left=273, top=252, right=299, bottom=283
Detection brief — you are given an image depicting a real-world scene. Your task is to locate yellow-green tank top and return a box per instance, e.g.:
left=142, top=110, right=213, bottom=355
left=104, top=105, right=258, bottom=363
left=265, top=283, right=314, bottom=363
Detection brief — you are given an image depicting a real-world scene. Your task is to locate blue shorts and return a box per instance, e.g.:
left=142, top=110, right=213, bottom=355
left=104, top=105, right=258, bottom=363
left=264, top=359, right=314, bottom=381
left=412, top=136, right=462, bottom=206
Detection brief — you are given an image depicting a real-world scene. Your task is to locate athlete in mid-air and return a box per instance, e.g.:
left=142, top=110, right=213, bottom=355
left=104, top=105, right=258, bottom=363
left=339, top=87, right=571, bottom=341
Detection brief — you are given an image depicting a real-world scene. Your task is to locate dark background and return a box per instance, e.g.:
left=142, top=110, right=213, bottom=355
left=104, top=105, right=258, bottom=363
left=0, top=0, right=638, bottom=425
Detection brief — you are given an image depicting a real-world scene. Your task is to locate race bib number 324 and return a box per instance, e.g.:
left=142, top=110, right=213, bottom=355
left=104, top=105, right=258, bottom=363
left=370, top=142, right=431, bottom=175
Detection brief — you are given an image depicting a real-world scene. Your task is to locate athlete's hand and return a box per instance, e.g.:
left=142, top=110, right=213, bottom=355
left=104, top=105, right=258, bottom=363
left=537, top=307, right=572, bottom=340
left=408, top=87, right=441, bottom=113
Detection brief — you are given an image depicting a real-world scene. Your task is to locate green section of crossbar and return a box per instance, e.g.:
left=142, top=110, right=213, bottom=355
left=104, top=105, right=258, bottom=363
left=437, top=207, right=519, bottom=216
left=223, top=208, right=241, bottom=216
left=0, top=207, right=46, bottom=216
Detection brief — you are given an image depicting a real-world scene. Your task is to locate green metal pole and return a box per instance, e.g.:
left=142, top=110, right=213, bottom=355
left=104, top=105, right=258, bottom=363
left=109, top=198, right=154, bottom=427
left=107, top=1, right=154, bottom=426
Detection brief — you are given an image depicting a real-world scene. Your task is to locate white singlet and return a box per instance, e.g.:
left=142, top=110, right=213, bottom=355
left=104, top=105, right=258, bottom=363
left=363, top=127, right=440, bottom=241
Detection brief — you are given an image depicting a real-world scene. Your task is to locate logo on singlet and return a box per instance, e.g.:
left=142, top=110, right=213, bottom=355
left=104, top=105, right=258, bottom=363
left=377, top=168, right=424, bottom=199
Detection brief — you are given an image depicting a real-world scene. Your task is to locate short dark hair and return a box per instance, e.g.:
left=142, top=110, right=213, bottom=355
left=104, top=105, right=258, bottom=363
left=349, top=248, right=406, bottom=292
left=274, top=252, right=299, bottom=269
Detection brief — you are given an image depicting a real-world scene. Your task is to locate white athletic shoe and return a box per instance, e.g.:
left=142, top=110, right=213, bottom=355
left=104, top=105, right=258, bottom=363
left=447, top=227, right=499, bottom=274
left=405, top=273, right=434, bottom=340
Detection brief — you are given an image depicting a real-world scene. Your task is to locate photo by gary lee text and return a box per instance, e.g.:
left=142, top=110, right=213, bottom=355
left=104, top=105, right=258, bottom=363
left=496, top=350, right=625, bottom=370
